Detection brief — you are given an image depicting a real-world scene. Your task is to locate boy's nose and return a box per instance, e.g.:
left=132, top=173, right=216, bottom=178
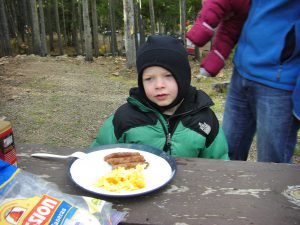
left=155, top=78, right=166, bottom=88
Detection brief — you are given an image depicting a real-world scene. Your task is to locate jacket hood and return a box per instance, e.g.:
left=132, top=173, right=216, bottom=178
left=136, top=35, right=191, bottom=111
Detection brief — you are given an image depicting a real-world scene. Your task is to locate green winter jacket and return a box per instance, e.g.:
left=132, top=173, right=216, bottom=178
left=90, top=87, right=229, bottom=160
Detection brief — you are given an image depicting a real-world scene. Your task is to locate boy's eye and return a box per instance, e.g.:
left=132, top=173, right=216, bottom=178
left=143, top=77, right=152, bottom=81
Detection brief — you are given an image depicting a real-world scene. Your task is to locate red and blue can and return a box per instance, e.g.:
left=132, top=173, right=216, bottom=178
left=0, top=121, right=17, bottom=166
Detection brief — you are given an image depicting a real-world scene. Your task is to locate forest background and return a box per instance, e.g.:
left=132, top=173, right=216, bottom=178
left=0, top=0, right=299, bottom=163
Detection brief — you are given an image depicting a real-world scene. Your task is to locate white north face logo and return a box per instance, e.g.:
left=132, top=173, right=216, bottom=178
left=198, top=122, right=211, bottom=135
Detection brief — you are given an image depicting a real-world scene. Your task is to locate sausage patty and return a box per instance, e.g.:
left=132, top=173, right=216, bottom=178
left=104, top=152, right=149, bottom=169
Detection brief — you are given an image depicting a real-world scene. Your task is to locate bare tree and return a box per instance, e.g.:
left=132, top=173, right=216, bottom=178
left=91, top=0, right=99, bottom=57
left=61, top=0, right=67, bottom=46
left=54, top=0, right=63, bottom=55
left=71, top=0, right=79, bottom=55
left=7, top=0, right=22, bottom=54
left=109, top=0, right=118, bottom=56
left=38, top=0, right=47, bottom=56
left=135, top=0, right=145, bottom=46
left=30, top=0, right=42, bottom=55
left=179, top=0, right=186, bottom=45
left=133, top=0, right=139, bottom=49
left=20, top=0, right=33, bottom=54
left=47, top=0, right=54, bottom=52
left=82, top=0, right=93, bottom=61
left=123, top=0, right=136, bottom=68
left=78, top=1, right=84, bottom=55
left=0, top=0, right=12, bottom=56
left=149, top=0, right=155, bottom=35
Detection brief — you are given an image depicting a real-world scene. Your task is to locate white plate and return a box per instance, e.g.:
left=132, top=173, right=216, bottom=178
left=69, top=144, right=177, bottom=197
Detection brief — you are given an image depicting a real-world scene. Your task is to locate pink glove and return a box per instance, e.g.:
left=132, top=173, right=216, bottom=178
left=201, top=50, right=225, bottom=76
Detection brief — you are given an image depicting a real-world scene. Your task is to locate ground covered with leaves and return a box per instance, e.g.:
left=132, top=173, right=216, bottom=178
left=0, top=55, right=299, bottom=163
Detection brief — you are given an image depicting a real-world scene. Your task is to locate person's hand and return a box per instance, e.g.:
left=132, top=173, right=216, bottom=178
left=196, top=67, right=211, bottom=81
left=200, top=67, right=211, bottom=77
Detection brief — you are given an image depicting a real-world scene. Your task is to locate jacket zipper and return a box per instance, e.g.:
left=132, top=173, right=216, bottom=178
left=164, top=118, right=172, bottom=153
left=162, top=110, right=193, bottom=153
left=161, top=106, right=210, bottom=152
left=144, top=101, right=211, bottom=153
left=165, top=132, right=172, bottom=152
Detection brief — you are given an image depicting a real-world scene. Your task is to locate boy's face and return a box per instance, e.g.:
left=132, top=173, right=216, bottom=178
left=142, top=66, right=178, bottom=107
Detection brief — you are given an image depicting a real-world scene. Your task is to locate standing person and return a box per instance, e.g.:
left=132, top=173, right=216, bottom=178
left=90, top=35, right=228, bottom=160
left=186, top=0, right=250, bottom=77
left=223, top=1, right=300, bottom=163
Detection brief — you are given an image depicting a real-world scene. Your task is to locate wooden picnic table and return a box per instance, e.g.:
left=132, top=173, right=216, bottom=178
left=17, top=143, right=300, bottom=225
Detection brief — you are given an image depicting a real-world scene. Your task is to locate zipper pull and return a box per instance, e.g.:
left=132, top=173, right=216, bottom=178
left=166, top=133, right=172, bottom=151
left=167, top=133, right=171, bottom=144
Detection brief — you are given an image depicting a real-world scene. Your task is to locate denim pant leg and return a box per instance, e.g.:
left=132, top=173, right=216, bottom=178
left=255, top=84, right=299, bottom=163
left=223, top=68, right=299, bottom=163
left=222, top=69, right=256, bottom=160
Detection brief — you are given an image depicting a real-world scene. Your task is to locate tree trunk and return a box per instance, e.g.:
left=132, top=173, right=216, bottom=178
left=91, top=0, right=99, bottom=57
left=38, top=0, right=47, bottom=56
left=22, top=0, right=32, bottom=54
left=54, top=0, right=63, bottom=55
left=78, top=2, right=84, bottom=55
left=0, top=0, right=12, bottom=56
left=82, top=0, right=93, bottom=61
left=47, top=0, right=54, bottom=52
left=136, top=0, right=145, bottom=46
left=30, top=0, right=42, bottom=55
left=148, top=0, right=155, bottom=35
left=61, top=0, right=67, bottom=46
left=109, top=0, right=118, bottom=56
left=71, top=0, right=79, bottom=55
left=195, top=46, right=200, bottom=61
left=5, top=1, right=16, bottom=39
left=179, top=0, right=186, bottom=45
left=28, top=0, right=35, bottom=52
left=123, top=0, right=136, bottom=69
left=8, top=0, right=22, bottom=54
left=158, top=18, right=163, bottom=34
left=133, top=0, right=138, bottom=49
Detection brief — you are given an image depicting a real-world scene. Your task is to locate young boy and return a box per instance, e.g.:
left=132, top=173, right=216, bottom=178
left=90, top=35, right=228, bottom=159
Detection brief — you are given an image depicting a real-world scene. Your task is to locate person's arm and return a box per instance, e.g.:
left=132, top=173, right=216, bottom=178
left=200, top=128, right=229, bottom=160
left=89, top=115, right=118, bottom=149
left=201, top=3, right=249, bottom=76
left=187, top=0, right=250, bottom=76
left=186, top=0, right=231, bottom=47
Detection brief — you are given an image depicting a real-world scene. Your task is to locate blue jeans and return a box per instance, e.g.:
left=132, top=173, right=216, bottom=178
left=223, top=69, right=299, bottom=163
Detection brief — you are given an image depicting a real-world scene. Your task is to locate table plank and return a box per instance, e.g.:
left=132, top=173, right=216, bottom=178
left=16, top=144, right=300, bottom=225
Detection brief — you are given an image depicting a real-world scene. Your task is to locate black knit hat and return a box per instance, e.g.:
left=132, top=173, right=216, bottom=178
left=136, top=35, right=191, bottom=110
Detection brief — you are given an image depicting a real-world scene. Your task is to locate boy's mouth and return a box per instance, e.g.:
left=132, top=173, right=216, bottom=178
left=155, top=94, right=168, bottom=100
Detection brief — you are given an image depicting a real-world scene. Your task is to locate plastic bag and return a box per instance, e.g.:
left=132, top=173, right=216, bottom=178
left=0, top=159, right=126, bottom=225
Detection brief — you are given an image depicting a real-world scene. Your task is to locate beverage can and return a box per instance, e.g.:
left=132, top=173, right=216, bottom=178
left=0, top=121, right=17, bottom=166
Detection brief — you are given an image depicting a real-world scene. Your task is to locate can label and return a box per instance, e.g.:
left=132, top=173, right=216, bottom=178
left=0, top=125, right=17, bottom=166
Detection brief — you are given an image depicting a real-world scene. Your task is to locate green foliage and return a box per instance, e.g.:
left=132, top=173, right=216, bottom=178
left=3, top=0, right=204, bottom=56
left=139, top=0, right=202, bottom=34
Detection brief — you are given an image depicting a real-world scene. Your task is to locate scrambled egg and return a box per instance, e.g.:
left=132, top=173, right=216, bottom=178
left=95, top=164, right=146, bottom=192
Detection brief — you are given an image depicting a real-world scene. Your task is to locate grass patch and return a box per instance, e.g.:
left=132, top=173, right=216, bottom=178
left=21, top=78, right=58, bottom=90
